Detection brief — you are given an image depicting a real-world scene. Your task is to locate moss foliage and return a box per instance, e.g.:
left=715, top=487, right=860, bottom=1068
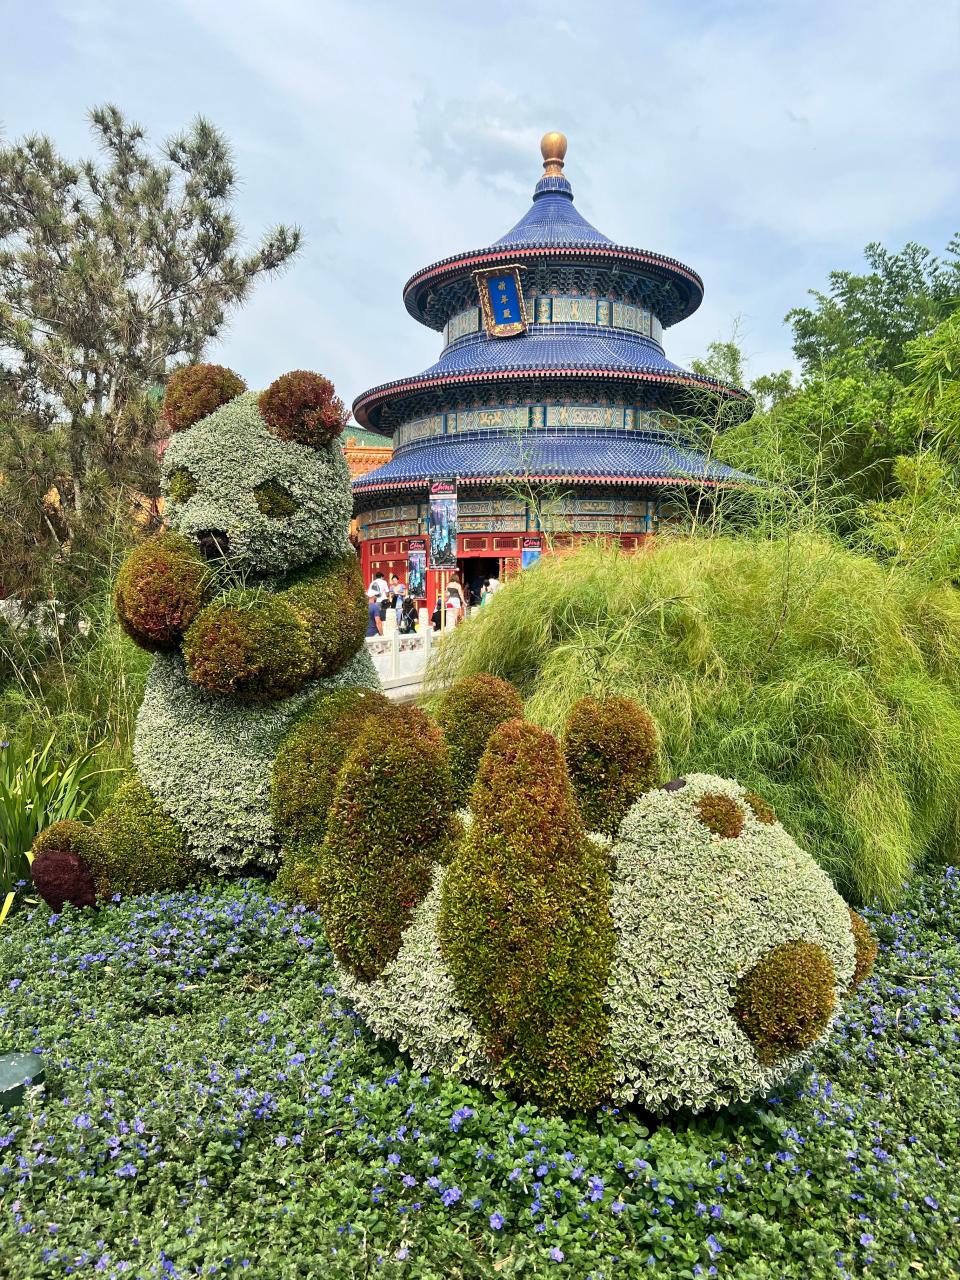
left=163, top=364, right=246, bottom=433
left=315, top=707, right=453, bottom=982
left=167, top=467, right=197, bottom=504
left=113, top=532, right=209, bottom=652
left=430, top=535, right=960, bottom=905
left=135, top=646, right=380, bottom=876
left=272, top=686, right=392, bottom=903
left=31, top=821, right=100, bottom=910
left=733, top=940, right=837, bottom=1064
left=563, top=695, right=659, bottom=836
left=283, top=554, right=369, bottom=680
left=848, top=907, right=880, bottom=990
left=93, top=777, right=194, bottom=897
left=258, top=370, right=346, bottom=448
left=695, top=791, right=746, bottom=838
left=433, top=674, right=524, bottom=794
left=438, top=720, right=614, bottom=1112
left=182, top=591, right=313, bottom=700
left=253, top=479, right=297, bottom=518
left=607, top=774, right=855, bottom=1112
left=744, top=790, right=777, bottom=824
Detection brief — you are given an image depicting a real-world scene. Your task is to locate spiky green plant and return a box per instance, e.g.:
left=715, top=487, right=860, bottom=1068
left=428, top=535, right=960, bottom=905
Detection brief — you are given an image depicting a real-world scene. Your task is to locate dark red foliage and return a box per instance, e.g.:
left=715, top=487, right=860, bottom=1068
left=32, top=847, right=97, bottom=912
left=163, top=364, right=246, bottom=433
left=258, top=371, right=347, bottom=448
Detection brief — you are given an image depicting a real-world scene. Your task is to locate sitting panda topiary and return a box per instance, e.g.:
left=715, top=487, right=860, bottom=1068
left=32, top=364, right=382, bottom=908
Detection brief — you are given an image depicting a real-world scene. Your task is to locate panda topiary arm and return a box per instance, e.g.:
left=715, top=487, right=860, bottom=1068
left=279, top=552, right=369, bottom=681
left=113, top=532, right=211, bottom=652
left=182, top=589, right=314, bottom=701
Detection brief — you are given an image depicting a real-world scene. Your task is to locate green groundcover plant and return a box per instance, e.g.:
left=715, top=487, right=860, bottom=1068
left=429, top=535, right=960, bottom=905
left=0, top=873, right=957, bottom=1276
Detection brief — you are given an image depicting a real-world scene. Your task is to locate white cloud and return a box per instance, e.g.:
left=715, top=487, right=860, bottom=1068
left=8, top=0, right=960, bottom=397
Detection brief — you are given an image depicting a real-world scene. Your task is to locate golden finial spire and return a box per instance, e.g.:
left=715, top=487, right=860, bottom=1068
left=540, top=131, right=567, bottom=178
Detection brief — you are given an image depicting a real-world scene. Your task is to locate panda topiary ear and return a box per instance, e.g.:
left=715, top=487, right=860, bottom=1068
left=258, top=371, right=347, bottom=448
left=163, top=364, right=247, bottom=433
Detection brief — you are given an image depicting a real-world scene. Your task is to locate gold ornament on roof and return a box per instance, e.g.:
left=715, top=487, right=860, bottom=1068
left=540, top=131, right=567, bottom=177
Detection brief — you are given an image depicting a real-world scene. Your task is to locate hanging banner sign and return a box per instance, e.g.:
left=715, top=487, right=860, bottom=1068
left=428, top=481, right=458, bottom=569
left=474, top=266, right=528, bottom=338
left=521, top=534, right=543, bottom=570
left=407, top=537, right=427, bottom=596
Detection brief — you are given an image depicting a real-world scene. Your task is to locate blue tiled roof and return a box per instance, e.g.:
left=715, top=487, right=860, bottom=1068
left=493, top=177, right=612, bottom=248
left=420, top=330, right=692, bottom=380
left=353, top=433, right=750, bottom=492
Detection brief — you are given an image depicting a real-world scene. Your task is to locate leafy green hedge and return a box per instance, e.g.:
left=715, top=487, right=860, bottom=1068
left=433, top=673, right=523, bottom=795
left=273, top=686, right=392, bottom=905
left=563, top=695, right=659, bottom=835
left=438, top=719, right=614, bottom=1111
left=316, top=706, right=453, bottom=980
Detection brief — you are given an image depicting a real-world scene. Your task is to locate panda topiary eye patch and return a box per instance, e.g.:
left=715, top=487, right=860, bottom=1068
left=253, top=480, right=298, bottom=519
left=168, top=467, right=197, bottom=503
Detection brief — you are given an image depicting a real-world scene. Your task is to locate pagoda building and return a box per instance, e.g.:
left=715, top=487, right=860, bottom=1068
left=352, top=132, right=748, bottom=600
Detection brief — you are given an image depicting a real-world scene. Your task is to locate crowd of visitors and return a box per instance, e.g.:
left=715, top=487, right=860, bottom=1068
left=366, top=568, right=501, bottom=636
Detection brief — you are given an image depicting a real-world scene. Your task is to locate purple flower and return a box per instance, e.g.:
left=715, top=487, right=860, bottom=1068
left=860, top=1233, right=874, bottom=1246
left=441, top=1186, right=462, bottom=1207
left=489, top=1212, right=504, bottom=1230
left=706, top=1235, right=722, bottom=1256
left=588, top=1176, right=604, bottom=1202
left=925, top=1196, right=939, bottom=1210
left=549, top=1247, right=565, bottom=1262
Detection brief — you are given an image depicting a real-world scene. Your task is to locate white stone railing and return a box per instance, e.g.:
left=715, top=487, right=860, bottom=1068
left=365, top=628, right=438, bottom=700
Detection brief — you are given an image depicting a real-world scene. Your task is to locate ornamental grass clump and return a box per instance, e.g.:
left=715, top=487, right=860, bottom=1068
left=438, top=719, right=614, bottom=1111
left=563, top=695, right=659, bottom=836
left=430, top=535, right=960, bottom=904
left=433, top=674, right=523, bottom=794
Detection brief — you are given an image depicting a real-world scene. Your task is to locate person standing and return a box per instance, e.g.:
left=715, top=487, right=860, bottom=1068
left=390, top=573, right=407, bottom=627
left=446, top=575, right=465, bottom=627
left=365, top=587, right=384, bottom=637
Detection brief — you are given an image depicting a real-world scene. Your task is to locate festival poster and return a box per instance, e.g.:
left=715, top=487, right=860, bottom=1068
left=428, top=481, right=458, bottom=569
left=521, top=534, right=543, bottom=570
left=407, top=537, right=427, bottom=596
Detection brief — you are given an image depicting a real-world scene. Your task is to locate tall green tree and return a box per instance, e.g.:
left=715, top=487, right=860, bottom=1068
left=786, top=238, right=960, bottom=377
left=0, top=105, right=301, bottom=598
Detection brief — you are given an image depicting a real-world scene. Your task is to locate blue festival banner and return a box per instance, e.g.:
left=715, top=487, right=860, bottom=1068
left=521, top=534, right=543, bottom=570
left=428, top=481, right=458, bottom=569
left=407, top=537, right=427, bottom=596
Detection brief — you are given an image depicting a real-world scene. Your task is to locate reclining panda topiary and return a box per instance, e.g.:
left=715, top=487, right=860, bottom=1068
left=31, top=364, right=380, bottom=908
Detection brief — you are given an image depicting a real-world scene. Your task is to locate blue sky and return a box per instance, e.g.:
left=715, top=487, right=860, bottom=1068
left=5, top=0, right=960, bottom=414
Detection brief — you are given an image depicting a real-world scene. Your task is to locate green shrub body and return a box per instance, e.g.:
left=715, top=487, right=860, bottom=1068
left=433, top=674, right=523, bottom=794
left=429, top=535, right=960, bottom=904
left=272, top=686, right=391, bottom=902
left=32, top=367, right=380, bottom=904
left=438, top=720, right=614, bottom=1110
left=335, top=765, right=863, bottom=1114
left=563, top=695, right=659, bottom=835
left=314, top=707, right=452, bottom=980
left=93, top=777, right=195, bottom=896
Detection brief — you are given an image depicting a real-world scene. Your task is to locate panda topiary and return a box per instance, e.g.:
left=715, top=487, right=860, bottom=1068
left=32, top=364, right=381, bottom=906
left=333, top=723, right=879, bottom=1115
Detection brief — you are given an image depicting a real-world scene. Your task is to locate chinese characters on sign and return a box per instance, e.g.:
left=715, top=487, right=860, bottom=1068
left=474, top=266, right=527, bottom=338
